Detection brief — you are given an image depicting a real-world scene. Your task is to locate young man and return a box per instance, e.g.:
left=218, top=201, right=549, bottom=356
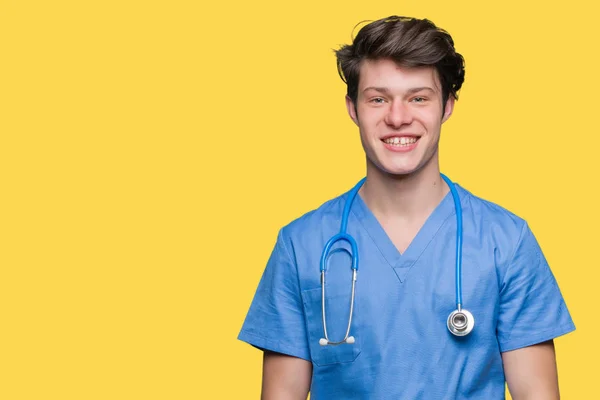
left=238, top=16, right=575, bottom=399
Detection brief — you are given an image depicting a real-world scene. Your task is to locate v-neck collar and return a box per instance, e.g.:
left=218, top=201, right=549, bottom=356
left=350, top=185, right=460, bottom=283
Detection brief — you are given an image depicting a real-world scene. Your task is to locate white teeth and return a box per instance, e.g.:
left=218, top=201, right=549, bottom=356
left=384, top=137, right=417, bottom=146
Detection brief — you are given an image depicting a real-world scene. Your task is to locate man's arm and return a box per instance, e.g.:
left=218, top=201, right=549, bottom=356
left=502, top=340, right=560, bottom=400
left=261, top=351, right=312, bottom=400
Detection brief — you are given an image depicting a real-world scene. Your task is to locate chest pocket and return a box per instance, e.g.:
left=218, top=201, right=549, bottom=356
left=301, top=286, right=361, bottom=366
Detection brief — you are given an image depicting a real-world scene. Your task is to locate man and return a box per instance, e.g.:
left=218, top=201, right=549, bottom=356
left=238, top=16, right=575, bottom=399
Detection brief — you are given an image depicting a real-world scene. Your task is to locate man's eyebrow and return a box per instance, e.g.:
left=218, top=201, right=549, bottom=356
left=362, top=86, right=391, bottom=94
left=406, top=86, right=436, bottom=94
left=362, top=86, right=437, bottom=94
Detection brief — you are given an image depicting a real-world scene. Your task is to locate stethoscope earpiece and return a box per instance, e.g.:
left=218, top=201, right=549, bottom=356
left=319, top=336, right=355, bottom=346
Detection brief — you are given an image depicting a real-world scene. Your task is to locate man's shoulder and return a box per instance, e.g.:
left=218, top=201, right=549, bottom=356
left=456, top=183, right=528, bottom=235
left=278, top=189, right=349, bottom=240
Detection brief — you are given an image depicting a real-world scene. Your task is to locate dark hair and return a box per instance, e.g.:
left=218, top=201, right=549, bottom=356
left=335, top=16, right=465, bottom=106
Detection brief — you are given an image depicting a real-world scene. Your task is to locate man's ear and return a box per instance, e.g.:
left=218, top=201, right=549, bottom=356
left=345, top=95, right=359, bottom=126
left=442, top=96, right=455, bottom=123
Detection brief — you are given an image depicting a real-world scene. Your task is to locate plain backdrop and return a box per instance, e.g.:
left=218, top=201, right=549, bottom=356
left=0, top=1, right=597, bottom=398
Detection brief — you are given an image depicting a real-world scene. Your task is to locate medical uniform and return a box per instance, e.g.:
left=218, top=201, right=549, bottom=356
left=238, top=182, right=575, bottom=399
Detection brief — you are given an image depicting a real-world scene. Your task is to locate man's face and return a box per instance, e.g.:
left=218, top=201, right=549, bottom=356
left=346, top=59, right=454, bottom=177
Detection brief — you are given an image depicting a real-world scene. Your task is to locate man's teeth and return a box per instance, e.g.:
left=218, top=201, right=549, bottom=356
left=383, top=137, right=418, bottom=146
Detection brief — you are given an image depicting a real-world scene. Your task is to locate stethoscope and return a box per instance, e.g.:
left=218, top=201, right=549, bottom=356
left=318, top=174, right=474, bottom=347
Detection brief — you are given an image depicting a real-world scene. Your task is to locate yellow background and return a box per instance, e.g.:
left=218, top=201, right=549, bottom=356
left=0, top=0, right=596, bottom=398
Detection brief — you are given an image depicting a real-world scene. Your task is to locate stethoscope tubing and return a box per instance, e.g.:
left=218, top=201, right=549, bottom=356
left=319, top=174, right=472, bottom=345
left=441, top=174, right=463, bottom=309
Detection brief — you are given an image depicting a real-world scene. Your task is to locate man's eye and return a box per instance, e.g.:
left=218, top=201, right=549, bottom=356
left=370, top=98, right=385, bottom=104
left=412, top=97, right=426, bottom=103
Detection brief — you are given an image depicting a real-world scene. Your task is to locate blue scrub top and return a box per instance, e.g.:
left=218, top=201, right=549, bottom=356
left=238, top=182, right=575, bottom=399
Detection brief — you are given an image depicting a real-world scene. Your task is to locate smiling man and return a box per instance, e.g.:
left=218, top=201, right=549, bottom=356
left=238, top=16, right=575, bottom=399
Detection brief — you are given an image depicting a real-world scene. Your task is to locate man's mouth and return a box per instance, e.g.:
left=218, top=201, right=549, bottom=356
left=382, top=136, right=419, bottom=147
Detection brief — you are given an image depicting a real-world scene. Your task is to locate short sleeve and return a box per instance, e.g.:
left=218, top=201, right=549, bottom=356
left=237, top=229, right=311, bottom=361
left=497, top=222, right=575, bottom=352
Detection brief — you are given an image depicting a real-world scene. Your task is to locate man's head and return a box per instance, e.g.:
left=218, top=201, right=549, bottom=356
left=335, top=16, right=465, bottom=177
left=335, top=16, right=465, bottom=111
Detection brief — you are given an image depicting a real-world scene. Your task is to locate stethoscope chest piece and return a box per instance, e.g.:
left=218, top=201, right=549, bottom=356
left=447, top=308, right=475, bottom=336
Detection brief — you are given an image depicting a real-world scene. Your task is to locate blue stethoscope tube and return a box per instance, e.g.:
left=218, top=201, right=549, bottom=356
left=319, top=174, right=474, bottom=346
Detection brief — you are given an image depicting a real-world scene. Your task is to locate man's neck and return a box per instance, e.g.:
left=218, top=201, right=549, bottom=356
left=359, top=161, right=449, bottom=222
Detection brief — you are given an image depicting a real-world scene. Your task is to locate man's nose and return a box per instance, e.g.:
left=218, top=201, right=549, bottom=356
left=384, top=101, right=413, bottom=128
